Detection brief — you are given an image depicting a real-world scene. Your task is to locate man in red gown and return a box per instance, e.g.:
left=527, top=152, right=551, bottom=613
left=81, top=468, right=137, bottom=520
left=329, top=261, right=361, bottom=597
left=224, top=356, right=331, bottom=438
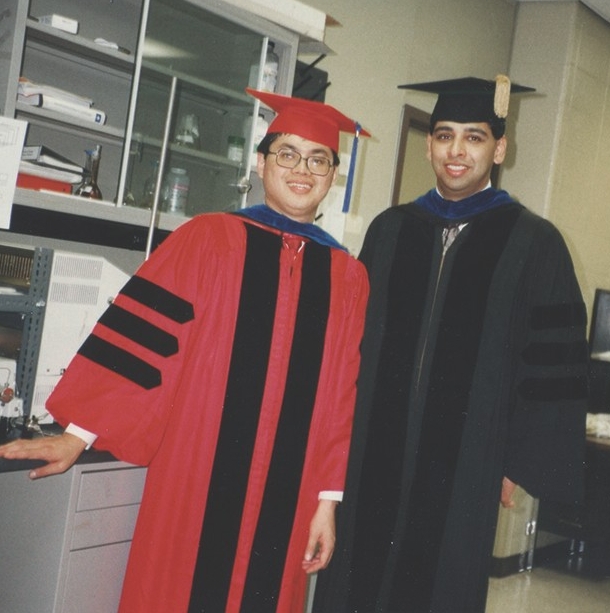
left=0, top=89, right=370, bottom=613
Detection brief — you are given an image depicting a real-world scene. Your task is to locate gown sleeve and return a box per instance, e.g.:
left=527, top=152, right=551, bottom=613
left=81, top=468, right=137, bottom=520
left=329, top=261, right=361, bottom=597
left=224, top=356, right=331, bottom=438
left=504, top=219, right=589, bottom=505
left=295, top=249, right=369, bottom=501
left=46, top=216, right=224, bottom=466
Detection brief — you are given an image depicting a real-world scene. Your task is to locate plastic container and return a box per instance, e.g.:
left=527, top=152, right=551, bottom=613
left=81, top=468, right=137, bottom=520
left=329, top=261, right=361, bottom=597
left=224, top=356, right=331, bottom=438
left=139, top=159, right=159, bottom=209
left=248, top=42, right=279, bottom=92
left=227, top=136, right=245, bottom=163
left=243, top=113, right=269, bottom=154
left=162, top=167, right=189, bottom=214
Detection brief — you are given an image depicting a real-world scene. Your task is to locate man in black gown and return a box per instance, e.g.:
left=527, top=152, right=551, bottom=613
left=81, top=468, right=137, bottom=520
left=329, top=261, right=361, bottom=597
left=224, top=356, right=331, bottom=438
left=314, top=75, right=589, bottom=613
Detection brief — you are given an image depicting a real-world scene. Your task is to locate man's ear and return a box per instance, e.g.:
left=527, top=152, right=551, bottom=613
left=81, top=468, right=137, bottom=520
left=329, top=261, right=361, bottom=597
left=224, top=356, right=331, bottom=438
left=426, top=133, right=433, bottom=162
left=330, top=165, right=338, bottom=186
left=256, top=152, right=265, bottom=179
left=494, top=136, right=507, bottom=165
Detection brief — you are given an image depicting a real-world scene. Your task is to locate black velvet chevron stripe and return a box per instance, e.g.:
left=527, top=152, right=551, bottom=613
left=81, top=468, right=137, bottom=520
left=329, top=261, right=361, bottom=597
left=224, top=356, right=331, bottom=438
left=121, top=275, right=194, bottom=323
left=98, top=304, right=178, bottom=357
left=242, top=241, right=331, bottom=609
left=189, top=225, right=280, bottom=613
left=78, top=334, right=161, bottom=389
left=518, top=375, right=589, bottom=401
left=389, top=206, right=521, bottom=611
left=530, top=302, right=587, bottom=330
left=347, top=212, right=435, bottom=611
left=521, top=340, right=589, bottom=365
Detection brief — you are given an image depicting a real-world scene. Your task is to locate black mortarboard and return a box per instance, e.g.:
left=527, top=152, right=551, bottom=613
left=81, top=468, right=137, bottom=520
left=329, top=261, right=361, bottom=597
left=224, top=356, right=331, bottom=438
left=398, top=75, right=535, bottom=138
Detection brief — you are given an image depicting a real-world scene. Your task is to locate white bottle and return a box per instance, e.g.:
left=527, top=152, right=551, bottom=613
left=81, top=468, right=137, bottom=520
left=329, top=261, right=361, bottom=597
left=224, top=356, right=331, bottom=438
left=162, top=168, right=189, bottom=214
left=248, top=42, right=279, bottom=92
left=261, top=42, right=279, bottom=92
left=243, top=113, right=269, bottom=154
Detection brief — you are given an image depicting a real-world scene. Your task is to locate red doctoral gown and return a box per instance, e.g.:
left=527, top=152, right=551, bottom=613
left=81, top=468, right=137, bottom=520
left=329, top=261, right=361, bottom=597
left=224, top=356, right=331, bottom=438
left=46, top=212, right=369, bottom=612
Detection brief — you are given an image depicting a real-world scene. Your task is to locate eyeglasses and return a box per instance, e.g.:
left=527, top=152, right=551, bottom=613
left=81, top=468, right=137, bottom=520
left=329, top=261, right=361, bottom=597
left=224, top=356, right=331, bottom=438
left=268, top=148, right=334, bottom=176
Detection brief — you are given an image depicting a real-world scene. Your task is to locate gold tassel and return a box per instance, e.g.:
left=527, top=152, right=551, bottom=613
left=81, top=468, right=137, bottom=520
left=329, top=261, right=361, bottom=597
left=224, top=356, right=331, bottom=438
left=494, top=74, right=511, bottom=118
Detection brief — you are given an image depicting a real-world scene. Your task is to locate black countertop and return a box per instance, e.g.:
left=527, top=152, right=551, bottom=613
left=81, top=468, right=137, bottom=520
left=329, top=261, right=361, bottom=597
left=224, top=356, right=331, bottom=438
left=0, top=423, right=117, bottom=475
left=0, top=423, right=118, bottom=473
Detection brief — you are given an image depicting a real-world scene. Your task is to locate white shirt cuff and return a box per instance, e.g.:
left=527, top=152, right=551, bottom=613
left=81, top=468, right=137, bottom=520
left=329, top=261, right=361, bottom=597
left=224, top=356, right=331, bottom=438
left=318, top=490, right=343, bottom=502
left=65, top=423, right=98, bottom=450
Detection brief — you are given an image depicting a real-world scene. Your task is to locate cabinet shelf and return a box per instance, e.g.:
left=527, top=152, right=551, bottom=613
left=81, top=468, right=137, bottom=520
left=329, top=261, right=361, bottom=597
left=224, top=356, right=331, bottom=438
left=13, top=188, right=187, bottom=234
left=132, top=130, right=244, bottom=172
left=26, top=18, right=135, bottom=72
left=141, top=60, right=250, bottom=106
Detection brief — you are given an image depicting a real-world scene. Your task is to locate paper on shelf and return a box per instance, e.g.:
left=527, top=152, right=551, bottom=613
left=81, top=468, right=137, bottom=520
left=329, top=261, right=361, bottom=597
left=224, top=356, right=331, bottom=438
left=587, top=413, right=610, bottom=438
left=19, top=160, right=83, bottom=184
left=18, top=77, right=93, bottom=108
left=37, top=14, right=79, bottom=35
left=0, top=117, right=28, bottom=229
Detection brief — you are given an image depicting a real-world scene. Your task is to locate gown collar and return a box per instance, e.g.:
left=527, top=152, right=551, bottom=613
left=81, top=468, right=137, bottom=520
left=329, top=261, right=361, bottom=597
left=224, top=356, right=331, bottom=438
left=233, top=204, right=348, bottom=251
left=414, top=186, right=514, bottom=223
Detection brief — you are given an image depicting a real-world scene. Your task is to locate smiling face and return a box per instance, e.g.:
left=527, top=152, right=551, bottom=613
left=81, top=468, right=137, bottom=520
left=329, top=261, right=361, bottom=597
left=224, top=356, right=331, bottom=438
left=426, top=121, right=507, bottom=201
left=257, top=134, right=338, bottom=223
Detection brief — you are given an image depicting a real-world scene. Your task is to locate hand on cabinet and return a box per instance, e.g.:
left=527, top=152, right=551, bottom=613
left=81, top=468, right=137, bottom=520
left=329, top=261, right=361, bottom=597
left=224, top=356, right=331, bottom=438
left=0, top=433, right=86, bottom=479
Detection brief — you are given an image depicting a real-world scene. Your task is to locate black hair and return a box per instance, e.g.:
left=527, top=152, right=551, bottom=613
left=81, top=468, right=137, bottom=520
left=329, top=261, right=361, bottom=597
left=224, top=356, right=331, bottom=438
left=257, top=132, right=341, bottom=166
left=429, top=118, right=506, bottom=140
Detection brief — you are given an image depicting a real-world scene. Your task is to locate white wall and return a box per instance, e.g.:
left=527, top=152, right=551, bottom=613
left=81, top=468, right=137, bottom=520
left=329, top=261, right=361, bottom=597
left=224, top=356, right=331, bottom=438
left=302, top=0, right=518, bottom=253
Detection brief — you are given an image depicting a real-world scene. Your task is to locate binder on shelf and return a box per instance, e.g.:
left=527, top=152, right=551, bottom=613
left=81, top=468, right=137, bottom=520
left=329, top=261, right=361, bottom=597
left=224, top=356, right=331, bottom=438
left=18, top=94, right=107, bottom=125
left=17, top=173, right=73, bottom=194
left=22, top=145, right=84, bottom=174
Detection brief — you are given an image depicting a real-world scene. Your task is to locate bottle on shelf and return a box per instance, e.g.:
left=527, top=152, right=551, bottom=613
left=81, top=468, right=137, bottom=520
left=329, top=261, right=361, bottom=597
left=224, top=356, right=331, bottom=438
left=174, top=113, right=201, bottom=149
left=248, top=41, right=279, bottom=92
left=139, top=159, right=160, bottom=209
left=161, top=167, right=190, bottom=215
left=74, top=145, right=103, bottom=200
left=243, top=112, right=269, bottom=154
left=227, top=136, right=245, bottom=163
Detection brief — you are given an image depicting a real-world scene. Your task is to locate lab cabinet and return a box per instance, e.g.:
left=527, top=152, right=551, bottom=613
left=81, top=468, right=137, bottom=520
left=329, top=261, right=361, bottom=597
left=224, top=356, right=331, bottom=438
left=0, top=459, right=147, bottom=613
left=2, top=0, right=142, bottom=208
left=1, top=0, right=323, bottom=248
left=122, top=0, right=297, bottom=220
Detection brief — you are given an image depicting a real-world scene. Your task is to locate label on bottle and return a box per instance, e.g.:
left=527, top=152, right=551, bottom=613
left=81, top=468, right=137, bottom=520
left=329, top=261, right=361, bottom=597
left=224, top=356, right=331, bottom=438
left=248, top=43, right=278, bottom=92
left=163, top=168, right=189, bottom=214
left=227, top=136, right=245, bottom=163
left=261, top=60, right=278, bottom=92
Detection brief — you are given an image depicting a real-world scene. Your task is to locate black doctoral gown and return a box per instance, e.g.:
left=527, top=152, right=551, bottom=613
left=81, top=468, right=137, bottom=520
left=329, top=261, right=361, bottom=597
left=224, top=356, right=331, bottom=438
left=313, top=201, right=588, bottom=613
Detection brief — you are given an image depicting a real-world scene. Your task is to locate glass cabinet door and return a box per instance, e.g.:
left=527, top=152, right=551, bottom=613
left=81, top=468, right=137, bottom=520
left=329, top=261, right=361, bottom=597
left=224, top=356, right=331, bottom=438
left=121, top=0, right=292, bottom=219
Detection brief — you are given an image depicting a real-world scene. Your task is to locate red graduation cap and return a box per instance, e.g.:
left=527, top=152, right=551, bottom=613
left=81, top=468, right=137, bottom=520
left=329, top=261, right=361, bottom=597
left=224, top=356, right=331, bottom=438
left=246, top=88, right=370, bottom=213
left=246, top=87, right=370, bottom=153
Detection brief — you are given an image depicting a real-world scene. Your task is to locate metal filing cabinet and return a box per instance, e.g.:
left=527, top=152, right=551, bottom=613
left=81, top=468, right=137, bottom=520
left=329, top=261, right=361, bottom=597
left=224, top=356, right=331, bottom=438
left=0, top=459, right=146, bottom=613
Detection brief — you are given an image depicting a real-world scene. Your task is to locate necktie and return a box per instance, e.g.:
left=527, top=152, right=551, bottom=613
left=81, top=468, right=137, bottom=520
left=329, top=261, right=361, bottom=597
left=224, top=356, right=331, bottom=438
left=443, top=224, right=460, bottom=253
